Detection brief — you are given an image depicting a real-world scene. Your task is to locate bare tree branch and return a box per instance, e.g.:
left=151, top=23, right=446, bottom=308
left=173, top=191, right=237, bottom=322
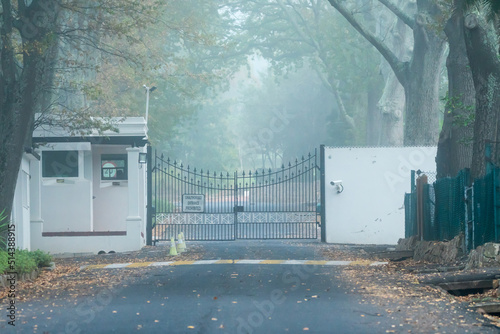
left=327, top=0, right=408, bottom=87
left=378, top=0, right=415, bottom=29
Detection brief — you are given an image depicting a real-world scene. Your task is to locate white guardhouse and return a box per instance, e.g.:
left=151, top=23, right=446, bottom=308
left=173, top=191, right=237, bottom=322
left=13, top=117, right=148, bottom=254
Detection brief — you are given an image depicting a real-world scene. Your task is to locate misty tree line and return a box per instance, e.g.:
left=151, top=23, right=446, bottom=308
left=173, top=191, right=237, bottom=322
left=152, top=0, right=500, bottom=180
left=1, top=0, right=500, bottom=233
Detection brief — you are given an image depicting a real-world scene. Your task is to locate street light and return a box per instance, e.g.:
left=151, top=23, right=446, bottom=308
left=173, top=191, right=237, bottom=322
left=143, top=84, right=157, bottom=124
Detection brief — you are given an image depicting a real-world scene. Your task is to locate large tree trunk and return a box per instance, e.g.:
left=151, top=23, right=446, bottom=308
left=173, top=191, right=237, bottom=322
left=436, top=1, right=475, bottom=179
left=0, top=56, right=39, bottom=229
left=375, top=0, right=413, bottom=146
left=366, top=82, right=382, bottom=145
left=377, top=70, right=405, bottom=145
left=464, top=13, right=500, bottom=179
left=403, top=1, right=447, bottom=146
left=0, top=1, right=59, bottom=239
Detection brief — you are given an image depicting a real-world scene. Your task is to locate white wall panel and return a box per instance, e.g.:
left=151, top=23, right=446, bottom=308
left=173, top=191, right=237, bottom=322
left=324, top=146, right=436, bottom=244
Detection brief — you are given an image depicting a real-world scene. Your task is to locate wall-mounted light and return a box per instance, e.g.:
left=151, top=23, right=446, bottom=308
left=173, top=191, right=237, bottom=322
left=138, top=152, right=147, bottom=168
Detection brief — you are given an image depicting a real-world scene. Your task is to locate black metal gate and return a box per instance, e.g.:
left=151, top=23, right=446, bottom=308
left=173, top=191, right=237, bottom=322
left=151, top=151, right=320, bottom=242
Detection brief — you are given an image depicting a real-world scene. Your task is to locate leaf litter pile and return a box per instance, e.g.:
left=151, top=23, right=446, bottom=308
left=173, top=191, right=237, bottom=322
left=322, top=245, right=500, bottom=333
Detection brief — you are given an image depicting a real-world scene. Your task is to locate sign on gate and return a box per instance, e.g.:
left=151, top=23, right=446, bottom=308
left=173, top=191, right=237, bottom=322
left=182, top=194, right=205, bottom=213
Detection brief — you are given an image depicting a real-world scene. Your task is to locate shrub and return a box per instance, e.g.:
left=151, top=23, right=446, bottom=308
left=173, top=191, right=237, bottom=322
left=0, top=251, right=7, bottom=275
left=30, top=249, right=52, bottom=268
left=0, top=249, right=52, bottom=276
left=12, top=249, right=37, bottom=275
left=0, top=209, right=9, bottom=249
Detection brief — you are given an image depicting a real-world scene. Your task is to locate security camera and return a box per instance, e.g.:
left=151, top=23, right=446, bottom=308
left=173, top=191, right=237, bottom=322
left=330, top=180, right=344, bottom=193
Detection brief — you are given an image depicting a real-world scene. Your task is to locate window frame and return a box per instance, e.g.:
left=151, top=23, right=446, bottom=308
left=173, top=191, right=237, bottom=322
left=101, top=154, right=128, bottom=181
left=41, top=150, right=80, bottom=178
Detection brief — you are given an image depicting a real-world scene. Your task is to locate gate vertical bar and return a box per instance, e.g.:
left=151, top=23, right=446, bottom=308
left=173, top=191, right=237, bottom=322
left=313, top=150, right=317, bottom=239
left=234, top=171, right=238, bottom=240
left=146, top=145, right=153, bottom=245
left=320, top=145, right=326, bottom=242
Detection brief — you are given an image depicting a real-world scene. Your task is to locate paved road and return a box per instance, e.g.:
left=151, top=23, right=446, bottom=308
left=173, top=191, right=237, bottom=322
left=1, top=241, right=496, bottom=333
left=5, top=265, right=397, bottom=333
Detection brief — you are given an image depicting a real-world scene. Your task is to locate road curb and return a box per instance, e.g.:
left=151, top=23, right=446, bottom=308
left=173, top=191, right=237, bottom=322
left=80, top=259, right=388, bottom=270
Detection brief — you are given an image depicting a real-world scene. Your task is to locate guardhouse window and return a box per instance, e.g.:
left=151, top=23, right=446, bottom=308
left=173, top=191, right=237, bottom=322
left=101, top=154, right=127, bottom=180
left=42, top=151, right=79, bottom=177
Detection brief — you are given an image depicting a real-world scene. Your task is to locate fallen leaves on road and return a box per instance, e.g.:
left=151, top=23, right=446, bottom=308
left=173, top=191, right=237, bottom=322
left=323, top=246, right=500, bottom=332
left=0, top=244, right=204, bottom=305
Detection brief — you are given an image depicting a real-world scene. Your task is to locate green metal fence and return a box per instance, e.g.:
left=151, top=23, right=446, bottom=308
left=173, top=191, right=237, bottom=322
left=422, top=183, right=436, bottom=241
left=404, top=192, right=416, bottom=238
left=404, top=167, right=499, bottom=251
left=433, top=169, right=469, bottom=241
left=473, top=172, right=495, bottom=248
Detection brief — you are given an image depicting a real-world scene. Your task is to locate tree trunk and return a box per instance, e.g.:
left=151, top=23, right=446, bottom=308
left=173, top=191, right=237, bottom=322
left=435, top=2, right=475, bottom=179
left=0, top=0, right=59, bottom=245
left=0, top=58, right=38, bottom=230
left=375, top=0, right=412, bottom=146
left=403, top=1, right=447, bottom=146
left=377, top=70, right=405, bottom=145
left=464, top=13, right=500, bottom=179
left=366, top=82, right=382, bottom=145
